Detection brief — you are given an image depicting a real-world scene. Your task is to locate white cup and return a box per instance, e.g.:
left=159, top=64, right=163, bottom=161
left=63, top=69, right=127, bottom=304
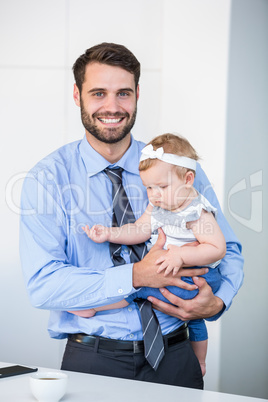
left=29, top=371, right=68, bottom=402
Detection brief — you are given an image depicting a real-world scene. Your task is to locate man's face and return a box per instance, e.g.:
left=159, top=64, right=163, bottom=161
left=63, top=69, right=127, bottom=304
left=74, top=62, right=139, bottom=144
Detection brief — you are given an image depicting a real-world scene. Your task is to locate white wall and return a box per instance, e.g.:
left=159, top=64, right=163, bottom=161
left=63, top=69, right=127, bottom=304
left=160, top=0, right=231, bottom=391
left=0, top=0, right=165, bottom=371
left=220, top=0, right=268, bottom=399
left=1, top=0, right=265, bottom=398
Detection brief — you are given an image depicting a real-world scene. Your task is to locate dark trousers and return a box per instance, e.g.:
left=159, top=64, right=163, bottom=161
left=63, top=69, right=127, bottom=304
left=61, top=337, right=203, bottom=389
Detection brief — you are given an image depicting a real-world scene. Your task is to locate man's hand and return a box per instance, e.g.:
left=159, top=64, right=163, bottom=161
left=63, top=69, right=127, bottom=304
left=133, top=229, right=208, bottom=291
left=147, top=276, right=224, bottom=321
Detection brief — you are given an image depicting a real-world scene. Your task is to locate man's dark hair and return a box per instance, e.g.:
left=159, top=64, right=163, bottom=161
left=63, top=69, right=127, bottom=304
left=73, top=42, right=140, bottom=92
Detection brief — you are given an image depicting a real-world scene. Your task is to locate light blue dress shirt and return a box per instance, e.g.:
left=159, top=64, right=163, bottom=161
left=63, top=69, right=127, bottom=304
left=20, top=135, right=244, bottom=340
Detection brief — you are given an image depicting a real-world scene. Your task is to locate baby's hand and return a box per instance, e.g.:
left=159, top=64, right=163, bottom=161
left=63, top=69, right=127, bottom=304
left=82, top=224, right=109, bottom=243
left=155, top=244, right=184, bottom=276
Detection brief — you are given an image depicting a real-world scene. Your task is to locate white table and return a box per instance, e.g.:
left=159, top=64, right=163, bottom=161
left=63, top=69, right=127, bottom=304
left=0, top=362, right=266, bottom=402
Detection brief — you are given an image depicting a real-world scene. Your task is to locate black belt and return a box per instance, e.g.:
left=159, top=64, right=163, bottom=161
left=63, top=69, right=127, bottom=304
left=69, top=323, right=188, bottom=353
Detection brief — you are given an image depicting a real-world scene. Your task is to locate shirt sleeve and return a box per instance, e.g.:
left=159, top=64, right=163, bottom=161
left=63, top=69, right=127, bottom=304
left=194, top=164, right=244, bottom=318
left=20, top=171, right=135, bottom=311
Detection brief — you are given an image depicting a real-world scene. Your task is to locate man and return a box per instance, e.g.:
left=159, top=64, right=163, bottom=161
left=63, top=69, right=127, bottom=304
left=20, top=43, right=243, bottom=389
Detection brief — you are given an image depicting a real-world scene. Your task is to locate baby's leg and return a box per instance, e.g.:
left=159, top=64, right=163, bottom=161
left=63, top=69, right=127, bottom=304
left=68, top=300, right=129, bottom=318
left=126, top=285, right=199, bottom=304
left=126, top=267, right=221, bottom=305
left=69, top=309, right=97, bottom=318
left=188, top=319, right=208, bottom=377
left=190, top=340, right=208, bottom=377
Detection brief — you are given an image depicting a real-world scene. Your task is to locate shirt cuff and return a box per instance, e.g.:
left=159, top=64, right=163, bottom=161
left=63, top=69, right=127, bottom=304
left=205, top=303, right=226, bottom=321
left=105, top=263, right=135, bottom=299
left=205, top=285, right=229, bottom=321
left=214, top=282, right=234, bottom=312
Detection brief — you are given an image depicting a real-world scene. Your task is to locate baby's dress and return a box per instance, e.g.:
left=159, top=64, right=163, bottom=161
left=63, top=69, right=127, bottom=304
left=126, top=192, right=222, bottom=341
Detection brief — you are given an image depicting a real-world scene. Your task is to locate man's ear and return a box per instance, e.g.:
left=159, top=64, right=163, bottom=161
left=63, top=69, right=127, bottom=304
left=73, top=84, right=81, bottom=107
left=136, top=84, right=140, bottom=101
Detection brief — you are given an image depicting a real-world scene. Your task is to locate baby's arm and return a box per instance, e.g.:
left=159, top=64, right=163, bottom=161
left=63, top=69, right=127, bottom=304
left=68, top=299, right=129, bottom=318
left=83, top=204, right=153, bottom=245
left=180, top=210, right=226, bottom=265
left=157, top=210, right=226, bottom=275
left=73, top=205, right=154, bottom=317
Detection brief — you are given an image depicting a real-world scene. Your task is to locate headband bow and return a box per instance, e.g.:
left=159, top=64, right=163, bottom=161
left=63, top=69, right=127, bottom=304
left=140, top=144, right=164, bottom=159
left=140, top=144, right=196, bottom=171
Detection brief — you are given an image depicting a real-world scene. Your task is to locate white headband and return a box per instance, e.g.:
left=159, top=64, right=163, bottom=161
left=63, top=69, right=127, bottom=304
left=140, top=144, right=196, bottom=171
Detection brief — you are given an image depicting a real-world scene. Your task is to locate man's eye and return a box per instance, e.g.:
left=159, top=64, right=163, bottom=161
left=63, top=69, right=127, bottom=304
left=94, top=92, right=103, bottom=97
left=119, top=92, right=128, bottom=97
left=160, top=186, right=168, bottom=189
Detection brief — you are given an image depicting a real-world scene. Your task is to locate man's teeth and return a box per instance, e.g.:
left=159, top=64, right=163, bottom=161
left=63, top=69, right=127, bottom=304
left=98, top=118, right=123, bottom=124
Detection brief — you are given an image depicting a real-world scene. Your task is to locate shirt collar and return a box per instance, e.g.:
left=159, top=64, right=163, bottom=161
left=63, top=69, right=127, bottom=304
left=79, top=134, right=141, bottom=177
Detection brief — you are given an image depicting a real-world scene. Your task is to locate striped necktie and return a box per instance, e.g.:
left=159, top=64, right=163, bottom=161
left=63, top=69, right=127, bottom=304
left=104, top=167, right=147, bottom=264
left=135, top=298, right=165, bottom=370
left=104, top=167, right=165, bottom=370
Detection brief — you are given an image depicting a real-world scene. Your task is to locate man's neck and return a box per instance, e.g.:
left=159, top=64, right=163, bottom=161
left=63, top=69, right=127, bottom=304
left=85, top=132, right=131, bottom=164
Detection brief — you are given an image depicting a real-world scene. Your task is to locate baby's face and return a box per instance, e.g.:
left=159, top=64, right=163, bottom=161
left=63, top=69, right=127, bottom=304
left=140, top=160, right=191, bottom=211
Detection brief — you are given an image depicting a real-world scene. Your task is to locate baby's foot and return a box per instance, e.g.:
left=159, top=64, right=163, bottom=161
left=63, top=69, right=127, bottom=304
left=199, top=362, right=206, bottom=377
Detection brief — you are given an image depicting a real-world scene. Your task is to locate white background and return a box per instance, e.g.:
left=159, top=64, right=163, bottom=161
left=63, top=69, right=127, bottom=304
left=0, top=0, right=267, bottom=399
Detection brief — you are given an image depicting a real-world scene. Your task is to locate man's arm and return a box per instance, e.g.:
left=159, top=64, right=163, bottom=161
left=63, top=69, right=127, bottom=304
left=20, top=171, right=135, bottom=311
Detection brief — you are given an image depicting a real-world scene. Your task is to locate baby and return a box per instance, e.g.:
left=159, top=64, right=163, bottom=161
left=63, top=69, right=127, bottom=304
left=70, top=133, right=226, bottom=376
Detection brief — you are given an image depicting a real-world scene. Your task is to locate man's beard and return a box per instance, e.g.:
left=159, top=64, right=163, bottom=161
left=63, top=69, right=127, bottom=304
left=80, top=100, right=137, bottom=144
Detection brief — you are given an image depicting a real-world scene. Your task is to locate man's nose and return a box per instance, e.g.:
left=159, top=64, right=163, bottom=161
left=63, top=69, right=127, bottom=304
left=103, top=94, right=120, bottom=113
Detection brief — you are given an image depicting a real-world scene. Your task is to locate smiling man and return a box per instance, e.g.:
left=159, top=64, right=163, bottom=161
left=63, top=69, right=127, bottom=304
left=20, top=43, right=243, bottom=388
left=75, top=62, right=138, bottom=146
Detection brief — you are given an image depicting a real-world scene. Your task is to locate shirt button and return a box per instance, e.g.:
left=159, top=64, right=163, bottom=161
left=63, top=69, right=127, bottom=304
left=128, top=307, right=132, bottom=312
left=129, top=334, right=134, bottom=339
left=118, top=288, right=123, bottom=294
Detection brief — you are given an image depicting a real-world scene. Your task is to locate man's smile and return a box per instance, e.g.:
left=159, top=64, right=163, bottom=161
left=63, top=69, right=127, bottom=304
left=98, top=117, right=124, bottom=124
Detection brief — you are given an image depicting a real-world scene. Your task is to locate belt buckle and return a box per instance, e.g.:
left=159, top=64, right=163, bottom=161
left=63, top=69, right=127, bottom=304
left=133, top=341, right=140, bottom=353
